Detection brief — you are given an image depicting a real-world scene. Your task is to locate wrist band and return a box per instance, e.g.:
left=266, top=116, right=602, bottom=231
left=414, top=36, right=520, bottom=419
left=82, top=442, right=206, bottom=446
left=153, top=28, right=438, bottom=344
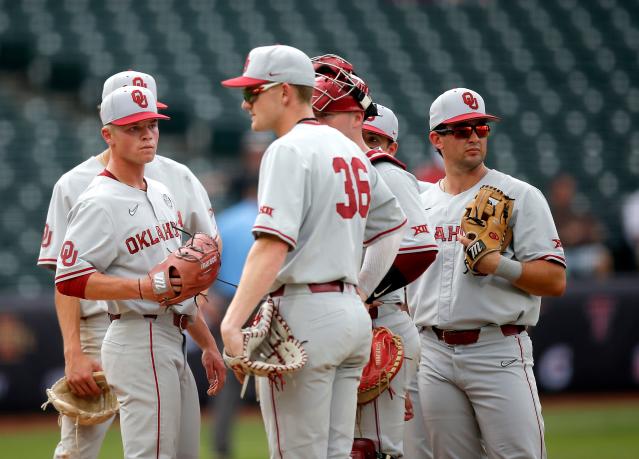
left=495, top=256, right=523, bottom=282
left=138, top=278, right=143, bottom=300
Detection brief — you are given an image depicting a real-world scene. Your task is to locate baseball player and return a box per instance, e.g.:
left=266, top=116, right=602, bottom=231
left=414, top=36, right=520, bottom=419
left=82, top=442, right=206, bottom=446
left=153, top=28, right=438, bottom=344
left=38, top=70, right=223, bottom=459
left=407, top=88, right=567, bottom=459
left=220, top=44, right=407, bottom=459
left=311, top=62, right=437, bottom=458
left=51, top=85, right=226, bottom=459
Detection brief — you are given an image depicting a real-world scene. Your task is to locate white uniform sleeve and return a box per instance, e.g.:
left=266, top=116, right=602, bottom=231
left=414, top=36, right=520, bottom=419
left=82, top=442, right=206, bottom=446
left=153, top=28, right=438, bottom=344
left=511, top=186, right=566, bottom=267
left=363, top=166, right=406, bottom=246
left=253, top=144, right=307, bottom=248
left=180, top=166, right=218, bottom=238
left=55, top=198, right=117, bottom=283
left=358, top=230, right=403, bottom=297
left=37, top=181, right=73, bottom=268
left=377, top=166, right=438, bottom=253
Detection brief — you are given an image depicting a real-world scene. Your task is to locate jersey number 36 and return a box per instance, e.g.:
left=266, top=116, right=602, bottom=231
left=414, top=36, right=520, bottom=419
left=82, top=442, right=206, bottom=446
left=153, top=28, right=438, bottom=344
left=333, top=157, right=370, bottom=219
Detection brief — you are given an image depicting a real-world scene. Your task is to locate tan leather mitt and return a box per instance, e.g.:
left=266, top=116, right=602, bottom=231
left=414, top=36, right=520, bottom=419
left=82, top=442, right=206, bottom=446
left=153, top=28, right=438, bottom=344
left=41, top=371, right=119, bottom=426
left=222, top=299, right=308, bottom=389
left=461, top=185, right=514, bottom=274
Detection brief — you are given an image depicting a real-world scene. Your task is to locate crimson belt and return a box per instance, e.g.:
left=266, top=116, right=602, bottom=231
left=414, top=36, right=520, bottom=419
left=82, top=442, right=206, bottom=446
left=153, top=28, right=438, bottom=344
left=108, top=313, right=189, bottom=330
left=431, top=324, right=526, bottom=345
left=269, top=280, right=346, bottom=298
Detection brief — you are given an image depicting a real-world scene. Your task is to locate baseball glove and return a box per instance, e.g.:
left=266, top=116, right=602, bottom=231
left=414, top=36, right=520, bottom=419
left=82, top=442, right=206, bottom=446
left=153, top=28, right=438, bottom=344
left=357, top=327, right=404, bottom=405
left=222, top=299, right=308, bottom=391
left=147, top=232, right=220, bottom=306
left=461, top=185, right=514, bottom=274
left=41, top=371, right=119, bottom=426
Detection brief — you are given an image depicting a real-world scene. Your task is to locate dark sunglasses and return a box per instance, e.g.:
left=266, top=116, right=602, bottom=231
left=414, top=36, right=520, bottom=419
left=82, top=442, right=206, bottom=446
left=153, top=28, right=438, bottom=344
left=433, top=124, right=491, bottom=139
left=242, top=82, right=282, bottom=103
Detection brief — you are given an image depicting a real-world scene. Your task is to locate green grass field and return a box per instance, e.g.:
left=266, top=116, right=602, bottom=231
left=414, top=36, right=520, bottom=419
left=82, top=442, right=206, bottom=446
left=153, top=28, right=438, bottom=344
left=1, top=399, right=638, bottom=458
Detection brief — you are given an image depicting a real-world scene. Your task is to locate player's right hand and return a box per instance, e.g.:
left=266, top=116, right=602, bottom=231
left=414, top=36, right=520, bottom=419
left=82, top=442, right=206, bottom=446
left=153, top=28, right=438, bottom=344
left=65, top=351, right=103, bottom=397
left=404, top=392, right=414, bottom=421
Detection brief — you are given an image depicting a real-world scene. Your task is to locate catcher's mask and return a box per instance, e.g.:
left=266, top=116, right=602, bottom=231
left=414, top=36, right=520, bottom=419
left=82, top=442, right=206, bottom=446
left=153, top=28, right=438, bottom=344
left=312, top=73, right=377, bottom=117
left=312, top=53, right=355, bottom=77
left=311, top=54, right=377, bottom=118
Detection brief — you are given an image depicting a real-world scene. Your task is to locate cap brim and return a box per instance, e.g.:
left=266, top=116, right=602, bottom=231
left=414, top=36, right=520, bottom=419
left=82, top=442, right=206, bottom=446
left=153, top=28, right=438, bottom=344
left=440, top=112, right=500, bottom=126
left=157, top=101, right=168, bottom=109
left=110, top=112, right=171, bottom=126
left=221, top=76, right=270, bottom=87
left=362, top=124, right=394, bottom=141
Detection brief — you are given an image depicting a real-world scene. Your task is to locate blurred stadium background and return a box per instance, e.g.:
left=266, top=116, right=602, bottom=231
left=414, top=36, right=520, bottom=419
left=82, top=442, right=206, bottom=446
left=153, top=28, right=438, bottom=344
left=0, top=0, right=638, bottom=456
left=1, top=0, right=639, bottom=292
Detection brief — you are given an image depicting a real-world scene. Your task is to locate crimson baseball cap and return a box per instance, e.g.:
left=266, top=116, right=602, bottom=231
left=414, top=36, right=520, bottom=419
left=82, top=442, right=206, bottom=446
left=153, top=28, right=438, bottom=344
left=221, top=45, right=315, bottom=88
left=100, top=86, right=170, bottom=126
left=429, top=88, right=499, bottom=130
left=102, top=70, right=168, bottom=109
left=363, top=104, right=399, bottom=142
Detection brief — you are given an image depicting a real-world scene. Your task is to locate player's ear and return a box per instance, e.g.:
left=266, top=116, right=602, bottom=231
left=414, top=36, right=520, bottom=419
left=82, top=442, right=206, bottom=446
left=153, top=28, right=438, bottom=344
left=428, top=131, right=443, bottom=150
left=352, top=111, right=364, bottom=129
left=280, top=83, right=291, bottom=106
left=388, top=142, right=399, bottom=156
left=101, top=126, right=113, bottom=146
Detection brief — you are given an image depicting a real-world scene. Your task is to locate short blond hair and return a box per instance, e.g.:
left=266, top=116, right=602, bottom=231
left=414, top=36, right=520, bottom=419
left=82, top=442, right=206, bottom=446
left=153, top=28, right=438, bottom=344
left=292, top=85, right=313, bottom=104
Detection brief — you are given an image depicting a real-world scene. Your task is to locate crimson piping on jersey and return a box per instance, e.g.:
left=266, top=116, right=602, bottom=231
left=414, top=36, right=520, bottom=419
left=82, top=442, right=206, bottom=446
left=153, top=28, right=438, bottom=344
left=253, top=225, right=297, bottom=246
left=55, top=266, right=97, bottom=283
left=398, top=244, right=438, bottom=252
left=363, top=219, right=407, bottom=245
left=149, top=322, right=162, bottom=459
left=365, top=150, right=407, bottom=171
left=539, top=254, right=566, bottom=267
left=516, top=335, right=544, bottom=459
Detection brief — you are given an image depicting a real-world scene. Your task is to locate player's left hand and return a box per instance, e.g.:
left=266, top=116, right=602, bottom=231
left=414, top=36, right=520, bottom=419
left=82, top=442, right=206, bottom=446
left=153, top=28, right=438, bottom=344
left=201, top=347, right=226, bottom=396
left=221, top=325, right=246, bottom=383
left=404, top=392, right=414, bottom=421
left=458, top=235, right=500, bottom=275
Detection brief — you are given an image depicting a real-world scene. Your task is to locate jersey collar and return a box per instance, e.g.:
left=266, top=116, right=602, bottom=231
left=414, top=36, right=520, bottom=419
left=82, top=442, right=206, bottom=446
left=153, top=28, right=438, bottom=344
left=365, top=149, right=407, bottom=170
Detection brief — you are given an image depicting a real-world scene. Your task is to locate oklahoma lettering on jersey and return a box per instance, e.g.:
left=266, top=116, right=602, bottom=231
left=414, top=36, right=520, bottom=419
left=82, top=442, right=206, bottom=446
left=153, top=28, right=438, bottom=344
left=433, top=225, right=464, bottom=242
left=56, top=175, right=195, bottom=317
left=407, top=168, right=565, bottom=329
left=125, top=221, right=180, bottom=254
left=39, top=154, right=216, bottom=317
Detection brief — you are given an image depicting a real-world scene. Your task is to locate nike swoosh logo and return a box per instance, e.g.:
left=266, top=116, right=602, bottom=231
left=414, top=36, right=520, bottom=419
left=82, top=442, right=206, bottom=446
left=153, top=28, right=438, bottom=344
left=371, top=284, right=391, bottom=299
left=500, top=358, right=518, bottom=367
left=268, top=72, right=281, bottom=76
left=424, top=207, right=432, bottom=211
left=129, top=204, right=139, bottom=216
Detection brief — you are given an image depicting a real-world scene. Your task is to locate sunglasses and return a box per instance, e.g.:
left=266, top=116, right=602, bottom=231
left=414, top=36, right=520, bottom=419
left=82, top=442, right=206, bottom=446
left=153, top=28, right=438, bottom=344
left=433, top=124, right=491, bottom=139
left=242, top=81, right=283, bottom=103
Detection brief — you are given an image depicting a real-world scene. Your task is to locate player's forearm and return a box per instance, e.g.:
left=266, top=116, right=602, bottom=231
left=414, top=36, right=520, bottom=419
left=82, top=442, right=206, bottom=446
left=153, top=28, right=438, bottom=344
left=513, top=259, right=566, bottom=296
left=358, top=230, right=403, bottom=298
left=83, top=272, right=141, bottom=300
left=221, top=236, right=288, bottom=331
left=54, top=290, right=83, bottom=356
left=188, top=308, right=219, bottom=351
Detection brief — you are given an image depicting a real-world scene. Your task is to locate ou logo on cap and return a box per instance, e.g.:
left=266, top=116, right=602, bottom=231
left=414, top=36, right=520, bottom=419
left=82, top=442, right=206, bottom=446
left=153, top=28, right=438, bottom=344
left=131, top=89, right=148, bottom=108
left=462, top=91, right=479, bottom=110
left=132, top=76, right=148, bottom=88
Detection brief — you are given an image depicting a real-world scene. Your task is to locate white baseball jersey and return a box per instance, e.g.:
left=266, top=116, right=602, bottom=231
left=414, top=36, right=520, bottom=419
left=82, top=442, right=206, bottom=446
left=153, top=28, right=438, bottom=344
left=408, top=168, right=566, bottom=329
left=38, top=155, right=217, bottom=316
left=366, top=151, right=438, bottom=304
left=252, top=121, right=406, bottom=290
left=55, top=174, right=196, bottom=317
